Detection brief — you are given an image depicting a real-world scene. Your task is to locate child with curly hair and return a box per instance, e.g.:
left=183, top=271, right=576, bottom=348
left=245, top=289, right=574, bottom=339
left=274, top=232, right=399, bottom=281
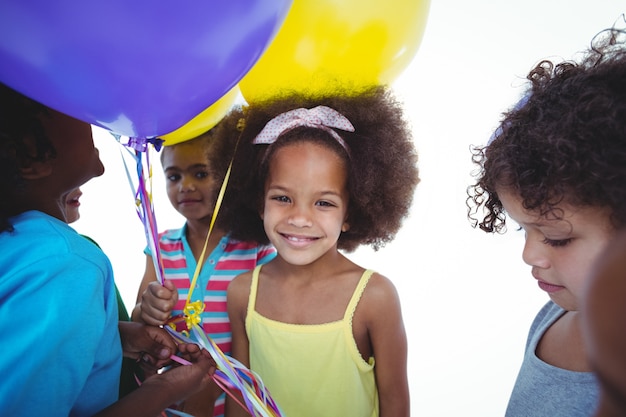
left=467, top=26, right=626, bottom=417
left=0, top=82, right=215, bottom=417
left=222, top=86, right=418, bottom=417
left=131, top=129, right=276, bottom=417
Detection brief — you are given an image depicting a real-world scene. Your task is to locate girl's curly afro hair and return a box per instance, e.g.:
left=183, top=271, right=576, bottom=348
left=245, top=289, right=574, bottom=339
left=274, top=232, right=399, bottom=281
left=217, top=85, right=419, bottom=252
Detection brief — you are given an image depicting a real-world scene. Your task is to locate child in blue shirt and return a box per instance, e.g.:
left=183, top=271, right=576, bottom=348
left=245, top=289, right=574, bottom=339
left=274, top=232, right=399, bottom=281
left=0, top=82, right=215, bottom=417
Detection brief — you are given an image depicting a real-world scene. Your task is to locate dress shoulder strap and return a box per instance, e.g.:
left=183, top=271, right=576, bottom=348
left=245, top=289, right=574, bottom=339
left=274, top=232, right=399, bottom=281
left=247, top=265, right=263, bottom=315
left=343, top=269, right=375, bottom=323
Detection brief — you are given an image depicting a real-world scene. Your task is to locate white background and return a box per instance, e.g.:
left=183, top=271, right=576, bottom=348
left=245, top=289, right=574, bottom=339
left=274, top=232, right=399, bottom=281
left=75, top=2, right=624, bottom=415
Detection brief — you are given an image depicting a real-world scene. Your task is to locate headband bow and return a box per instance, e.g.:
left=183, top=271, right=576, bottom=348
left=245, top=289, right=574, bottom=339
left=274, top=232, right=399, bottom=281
left=252, top=105, right=355, bottom=150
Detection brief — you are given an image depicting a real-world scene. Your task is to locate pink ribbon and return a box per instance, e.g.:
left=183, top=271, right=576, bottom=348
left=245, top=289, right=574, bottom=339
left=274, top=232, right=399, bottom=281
left=252, top=106, right=355, bottom=151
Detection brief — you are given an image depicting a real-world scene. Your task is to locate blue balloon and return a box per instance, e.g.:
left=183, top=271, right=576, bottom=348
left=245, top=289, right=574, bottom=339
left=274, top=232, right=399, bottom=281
left=0, top=1, right=292, bottom=138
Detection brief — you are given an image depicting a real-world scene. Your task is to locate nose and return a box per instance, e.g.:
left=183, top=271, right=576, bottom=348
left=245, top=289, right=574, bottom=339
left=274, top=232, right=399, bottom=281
left=521, top=235, right=550, bottom=269
left=178, top=176, right=196, bottom=192
left=287, top=204, right=313, bottom=228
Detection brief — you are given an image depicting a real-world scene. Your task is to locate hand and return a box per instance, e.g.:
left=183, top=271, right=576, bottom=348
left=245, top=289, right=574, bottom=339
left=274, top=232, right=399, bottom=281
left=92, top=343, right=217, bottom=417
left=144, top=343, right=216, bottom=398
left=118, top=321, right=176, bottom=369
left=137, top=280, right=179, bottom=326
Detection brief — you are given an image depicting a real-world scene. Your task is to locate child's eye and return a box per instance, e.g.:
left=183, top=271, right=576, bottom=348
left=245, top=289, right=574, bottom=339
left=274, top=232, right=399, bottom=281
left=542, top=237, right=573, bottom=247
left=166, top=173, right=181, bottom=182
left=271, top=195, right=290, bottom=203
left=195, top=171, right=209, bottom=180
left=316, top=200, right=336, bottom=208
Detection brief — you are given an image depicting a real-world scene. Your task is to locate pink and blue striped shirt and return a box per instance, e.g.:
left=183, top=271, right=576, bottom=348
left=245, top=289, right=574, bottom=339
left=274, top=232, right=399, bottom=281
left=146, top=226, right=275, bottom=417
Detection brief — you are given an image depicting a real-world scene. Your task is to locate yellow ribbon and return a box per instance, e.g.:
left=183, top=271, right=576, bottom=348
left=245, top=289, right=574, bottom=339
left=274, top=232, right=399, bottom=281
left=182, top=127, right=242, bottom=327
left=183, top=300, right=205, bottom=329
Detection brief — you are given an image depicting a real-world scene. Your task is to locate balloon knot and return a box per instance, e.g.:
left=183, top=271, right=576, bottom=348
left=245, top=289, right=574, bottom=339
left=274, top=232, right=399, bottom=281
left=126, top=137, right=165, bottom=152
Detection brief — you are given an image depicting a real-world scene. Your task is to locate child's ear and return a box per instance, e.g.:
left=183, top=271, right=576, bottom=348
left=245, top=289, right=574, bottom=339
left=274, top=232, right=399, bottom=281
left=19, top=158, right=53, bottom=180
left=258, top=196, right=265, bottom=220
left=17, top=135, right=54, bottom=180
left=341, top=221, right=350, bottom=232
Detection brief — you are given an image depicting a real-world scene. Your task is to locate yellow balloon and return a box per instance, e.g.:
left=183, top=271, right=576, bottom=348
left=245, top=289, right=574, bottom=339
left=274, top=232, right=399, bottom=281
left=160, top=85, right=240, bottom=145
left=239, top=0, right=430, bottom=102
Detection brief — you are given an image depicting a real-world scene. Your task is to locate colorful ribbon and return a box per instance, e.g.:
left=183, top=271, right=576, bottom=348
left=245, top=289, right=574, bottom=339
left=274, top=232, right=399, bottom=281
left=166, top=324, right=283, bottom=417
left=116, top=135, right=166, bottom=285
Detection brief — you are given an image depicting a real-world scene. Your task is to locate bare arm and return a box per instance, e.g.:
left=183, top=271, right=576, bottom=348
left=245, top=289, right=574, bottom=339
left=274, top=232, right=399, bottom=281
left=225, top=272, right=253, bottom=417
left=364, top=274, right=410, bottom=417
left=131, top=255, right=178, bottom=325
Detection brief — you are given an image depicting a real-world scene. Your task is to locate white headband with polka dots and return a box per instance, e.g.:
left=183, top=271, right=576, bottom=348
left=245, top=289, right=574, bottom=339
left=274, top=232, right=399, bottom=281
left=252, top=105, right=355, bottom=151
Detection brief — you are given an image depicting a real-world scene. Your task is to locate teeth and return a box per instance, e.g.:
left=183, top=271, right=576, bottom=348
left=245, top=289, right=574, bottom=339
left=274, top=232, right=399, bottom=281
left=287, top=235, right=309, bottom=242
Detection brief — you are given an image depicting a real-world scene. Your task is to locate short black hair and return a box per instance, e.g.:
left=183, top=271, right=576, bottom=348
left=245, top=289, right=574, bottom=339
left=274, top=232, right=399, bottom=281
left=0, top=83, right=55, bottom=233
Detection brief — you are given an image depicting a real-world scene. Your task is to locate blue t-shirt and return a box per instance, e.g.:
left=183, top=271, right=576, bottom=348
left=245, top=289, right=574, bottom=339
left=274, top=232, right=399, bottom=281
left=505, top=301, right=599, bottom=417
left=0, top=211, right=121, bottom=416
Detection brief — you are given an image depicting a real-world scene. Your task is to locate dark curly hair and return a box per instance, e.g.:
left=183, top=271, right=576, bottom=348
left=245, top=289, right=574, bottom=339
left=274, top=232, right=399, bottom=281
left=0, top=83, right=55, bottom=233
left=468, top=25, right=626, bottom=233
left=217, top=85, right=419, bottom=252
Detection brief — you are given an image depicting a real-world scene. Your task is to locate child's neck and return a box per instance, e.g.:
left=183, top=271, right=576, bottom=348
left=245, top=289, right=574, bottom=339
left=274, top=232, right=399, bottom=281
left=536, top=310, right=592, bottom=372
left=185, top=221, right=226, bottom=263
left=269, top=249, right=356, bottom=280
left=11, top=190, right=66, bottom=222
left=255, top=252, right=365, bottom=326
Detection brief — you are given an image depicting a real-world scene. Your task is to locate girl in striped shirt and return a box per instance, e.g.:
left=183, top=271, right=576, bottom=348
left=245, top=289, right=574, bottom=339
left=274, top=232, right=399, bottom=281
left=131, top=127, right=276, bottom=417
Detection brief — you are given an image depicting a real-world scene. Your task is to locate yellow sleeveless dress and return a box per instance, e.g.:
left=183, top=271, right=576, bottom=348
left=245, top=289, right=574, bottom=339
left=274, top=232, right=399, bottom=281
left=246, top=266, right=379, bottom=417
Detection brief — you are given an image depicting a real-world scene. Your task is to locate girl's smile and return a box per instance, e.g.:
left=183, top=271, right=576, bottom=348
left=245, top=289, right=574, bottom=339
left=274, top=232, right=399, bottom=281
left=262, top=141, right=349, bottom=267
left=280, top=232, right=320, bottom=247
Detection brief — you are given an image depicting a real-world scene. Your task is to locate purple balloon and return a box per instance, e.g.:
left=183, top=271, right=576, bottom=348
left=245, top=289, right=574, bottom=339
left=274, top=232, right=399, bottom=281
left=0, top=1, right=292, bottom=138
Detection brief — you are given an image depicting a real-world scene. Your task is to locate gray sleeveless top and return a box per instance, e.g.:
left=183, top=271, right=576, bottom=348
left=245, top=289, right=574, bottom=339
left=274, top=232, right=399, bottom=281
left=505, top=301, right=599, bottom=417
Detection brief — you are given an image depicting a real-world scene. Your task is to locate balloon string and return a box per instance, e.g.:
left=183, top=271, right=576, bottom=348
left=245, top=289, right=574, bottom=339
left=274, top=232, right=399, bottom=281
left=135, top=146, right=166, bottom=284
left=165, top=324, right=283, bottom=417
left=115, top=134, right=166, bottom=284
left=183, top=129, right=242, bottom=325
left=169, top=353, right=250, bottom=413
left=183, top=159, right=231, bottom=323
left=212, top=374, right=250, bottom=413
